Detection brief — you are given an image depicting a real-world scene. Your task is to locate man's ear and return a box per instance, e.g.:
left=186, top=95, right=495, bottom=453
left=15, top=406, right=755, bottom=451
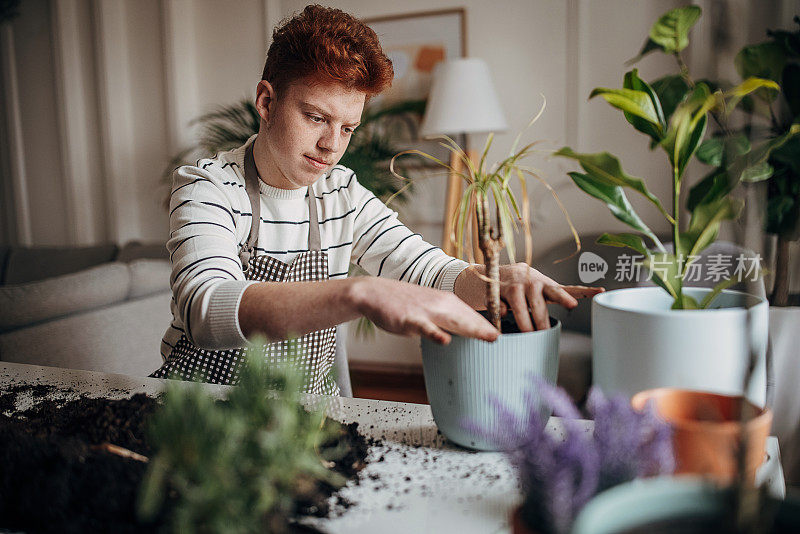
left=255, top=80, right=276, bottom=122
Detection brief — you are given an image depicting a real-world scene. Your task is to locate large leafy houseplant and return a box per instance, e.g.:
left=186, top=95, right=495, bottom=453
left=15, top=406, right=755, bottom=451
left=690, top=18, right=800, bottom=306
left=555, top=5, right=791, bottom=309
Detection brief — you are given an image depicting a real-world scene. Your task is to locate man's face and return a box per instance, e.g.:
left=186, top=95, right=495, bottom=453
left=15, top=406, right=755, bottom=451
left=255, top=77, right=366, bottom=189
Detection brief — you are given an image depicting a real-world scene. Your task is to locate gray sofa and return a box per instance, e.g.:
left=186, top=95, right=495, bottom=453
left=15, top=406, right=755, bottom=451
left=0, top=242, right=172, bottom=376
left=0, top=242, right=353, bottom=395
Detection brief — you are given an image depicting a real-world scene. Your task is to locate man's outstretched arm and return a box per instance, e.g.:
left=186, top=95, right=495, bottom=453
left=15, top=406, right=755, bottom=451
left=239, top=277, right=499, bottom=345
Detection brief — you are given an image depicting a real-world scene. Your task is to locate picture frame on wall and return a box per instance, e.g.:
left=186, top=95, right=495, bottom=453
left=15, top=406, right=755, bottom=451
left=364, top=8, right=467, bottom=167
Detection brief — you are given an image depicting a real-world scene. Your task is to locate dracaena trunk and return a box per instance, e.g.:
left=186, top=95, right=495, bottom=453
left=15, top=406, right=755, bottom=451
left=478, top=195, right=502, bottom=330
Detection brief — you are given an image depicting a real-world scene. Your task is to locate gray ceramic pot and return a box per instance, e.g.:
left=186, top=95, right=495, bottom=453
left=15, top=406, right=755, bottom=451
left=420, top=318, right=560, bottom=450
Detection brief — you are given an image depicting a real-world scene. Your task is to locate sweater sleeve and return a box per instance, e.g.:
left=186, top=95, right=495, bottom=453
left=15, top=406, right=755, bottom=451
left=348, top=175, right=469, bottom=291
left=167, top=164, right=256, bottom=349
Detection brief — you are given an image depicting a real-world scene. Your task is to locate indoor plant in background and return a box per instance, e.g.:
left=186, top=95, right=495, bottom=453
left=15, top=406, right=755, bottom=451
left=477, top=377, right=674, bottom=534
left=555, top=5, right=793, bottom=406
left=694, top=16, right=800, bottom=485
left=391, top=103, right=578, bottom=450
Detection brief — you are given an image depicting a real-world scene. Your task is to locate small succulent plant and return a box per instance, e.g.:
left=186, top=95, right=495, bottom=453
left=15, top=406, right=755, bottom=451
left=478, top=379, right=674, bottom=534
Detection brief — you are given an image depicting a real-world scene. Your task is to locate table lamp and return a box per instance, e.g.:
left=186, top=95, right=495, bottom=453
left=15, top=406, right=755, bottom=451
left=419, top=57, right=508, bottom=259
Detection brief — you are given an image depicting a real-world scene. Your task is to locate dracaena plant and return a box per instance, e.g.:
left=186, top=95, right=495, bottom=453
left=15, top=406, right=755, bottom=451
left=476, top=379, right=674, bottom=534
left=391, top=100, right=577, bottom=330
left=137, top=341, right=349, bottom=534
left=556, top=5, right=791, bottom=309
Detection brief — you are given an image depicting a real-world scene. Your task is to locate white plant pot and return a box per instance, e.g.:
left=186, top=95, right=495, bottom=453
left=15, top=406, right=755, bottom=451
left=592, top=287, right=768, bottom=406
left=769, top=305, right=800, bottom=486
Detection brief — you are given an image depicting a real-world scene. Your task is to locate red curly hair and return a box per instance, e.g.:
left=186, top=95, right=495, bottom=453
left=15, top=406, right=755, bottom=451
left=262, top=4, right=393, bottom=97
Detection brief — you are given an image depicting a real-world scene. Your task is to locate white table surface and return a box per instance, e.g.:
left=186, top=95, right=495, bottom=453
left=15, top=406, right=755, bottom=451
left=0, top=362, right=786, bottom=534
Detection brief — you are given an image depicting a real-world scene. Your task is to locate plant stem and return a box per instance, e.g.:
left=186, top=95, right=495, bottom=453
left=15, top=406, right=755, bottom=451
left=674, top=52, right=694, bottom=89
left=92, top=442, right=149, bottom=463
left=673, top=163, right=683, bottom=301
left=478, top=193, right=501, bottom=330
left=770, top=235, right=790, bottom=306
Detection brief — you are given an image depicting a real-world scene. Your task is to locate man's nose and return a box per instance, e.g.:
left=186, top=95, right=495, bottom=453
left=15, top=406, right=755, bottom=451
left=317, top=126, right=340, bottom=153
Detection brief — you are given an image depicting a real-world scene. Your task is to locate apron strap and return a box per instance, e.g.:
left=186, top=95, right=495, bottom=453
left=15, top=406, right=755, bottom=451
left=240, top=142, right=261, bottom=271
left=307, top=190, right=321, bottom=252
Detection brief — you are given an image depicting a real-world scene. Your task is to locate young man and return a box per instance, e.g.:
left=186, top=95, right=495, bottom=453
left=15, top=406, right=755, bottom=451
left=153, top=5, right=601, bottom=393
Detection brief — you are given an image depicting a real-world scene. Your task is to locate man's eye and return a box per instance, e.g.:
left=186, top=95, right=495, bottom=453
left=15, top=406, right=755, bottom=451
left=308, top=115, right=324, bottom=123
left=343, top=127, right=355, bottom=135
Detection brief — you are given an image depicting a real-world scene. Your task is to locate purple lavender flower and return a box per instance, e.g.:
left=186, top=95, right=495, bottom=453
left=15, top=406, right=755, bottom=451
left=473, top=379, right=675, bottom=534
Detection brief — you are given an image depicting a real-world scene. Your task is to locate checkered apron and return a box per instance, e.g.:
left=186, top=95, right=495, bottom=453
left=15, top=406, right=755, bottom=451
left=151, top=143, right=339, bottom=395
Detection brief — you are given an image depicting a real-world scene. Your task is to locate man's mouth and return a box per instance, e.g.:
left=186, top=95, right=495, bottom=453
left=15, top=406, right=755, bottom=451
left=304, top=155, right=330, bottom=169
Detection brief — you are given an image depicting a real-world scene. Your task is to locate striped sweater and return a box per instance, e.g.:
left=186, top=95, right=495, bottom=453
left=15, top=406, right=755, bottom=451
left=161, top=135, right=469, bottom=359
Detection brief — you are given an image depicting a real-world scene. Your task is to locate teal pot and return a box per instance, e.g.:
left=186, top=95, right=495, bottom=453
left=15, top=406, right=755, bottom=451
left=420, top=317, right=560, bottom=451
left=572, top=476, right=800, bottom=534
left=592, top=288, right=768, bottom=406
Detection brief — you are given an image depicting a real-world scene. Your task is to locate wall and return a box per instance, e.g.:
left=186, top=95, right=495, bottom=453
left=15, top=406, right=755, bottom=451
left=1, top=0, right=798, bottom=365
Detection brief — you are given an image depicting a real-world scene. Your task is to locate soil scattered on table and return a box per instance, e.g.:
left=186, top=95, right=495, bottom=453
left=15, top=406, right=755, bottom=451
left=0, top=385, right=369, bottom=533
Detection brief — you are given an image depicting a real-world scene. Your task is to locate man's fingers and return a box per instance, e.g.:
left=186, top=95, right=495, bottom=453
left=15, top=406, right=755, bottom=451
left=562, top=285, right=605, bottom=299
left=506, top=287, right=533, bottom=333
left=445, top=312, right=499, bottom=342
left=544, top=284, right=579, bottom=309
left=528, top=282, right=550, bottom=331
left=418, top=320, right=451, bottom=345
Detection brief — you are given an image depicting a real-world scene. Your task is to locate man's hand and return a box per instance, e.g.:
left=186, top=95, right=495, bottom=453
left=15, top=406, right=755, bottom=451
left=454, top=263, right=605, bottom=331
left=348, top=277, right=499, bottom=345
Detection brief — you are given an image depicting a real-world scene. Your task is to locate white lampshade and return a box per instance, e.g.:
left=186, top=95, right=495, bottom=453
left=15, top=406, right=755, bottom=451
left=420, top=58, right=508, bottom=137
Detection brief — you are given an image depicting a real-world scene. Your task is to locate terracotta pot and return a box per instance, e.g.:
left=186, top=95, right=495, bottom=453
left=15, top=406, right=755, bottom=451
left=632, top=388, right=772, bottom=484
left=511, top=506, right=539, bottom=534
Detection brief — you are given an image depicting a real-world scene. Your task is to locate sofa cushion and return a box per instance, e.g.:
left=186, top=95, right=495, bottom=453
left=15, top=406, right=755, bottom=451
left=116, top=241, right=168, bottom=263
left=128, top=259, right=171, bottom=299
left=0, top=262, right=131, bottom=332
left=3, top=244, right=118, bottom=285
left=0, top=291, right=171, bottom=376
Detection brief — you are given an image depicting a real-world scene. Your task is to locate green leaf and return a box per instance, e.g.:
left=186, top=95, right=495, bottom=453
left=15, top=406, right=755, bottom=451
left=597, top=232, right=650, bottom=256
left=735, top=41, right=786, bottom=83
left=621, top=69, right=667, bottom=142
left=700, top=276, right=745, bottom=309
left=728, top=126, right=800, bottom=184
left=648, top=5, right=702, bottom=54
left=642, top=252, right=681, bottom=300
left=569, top=172, right=664, bottom=251
left=695, top=134, right=751, bottom=167
left=589, top=87, right=662, bottom=130
left=650, top=75, right=691, bottom=123
left=555, top=147, right=672, bottom=222
left=680, top=197, right=744, bottom=259
left=741, top=160, right=774, bottom=182
left=726, top=76, right=781, bottom=109
left=628, top=38, right=663, bottom=64
left=661, top=84, right=713, bottom=179
left=674, top=293, right=700, bottom=309
left=687, top=168, right=733, bottom=211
